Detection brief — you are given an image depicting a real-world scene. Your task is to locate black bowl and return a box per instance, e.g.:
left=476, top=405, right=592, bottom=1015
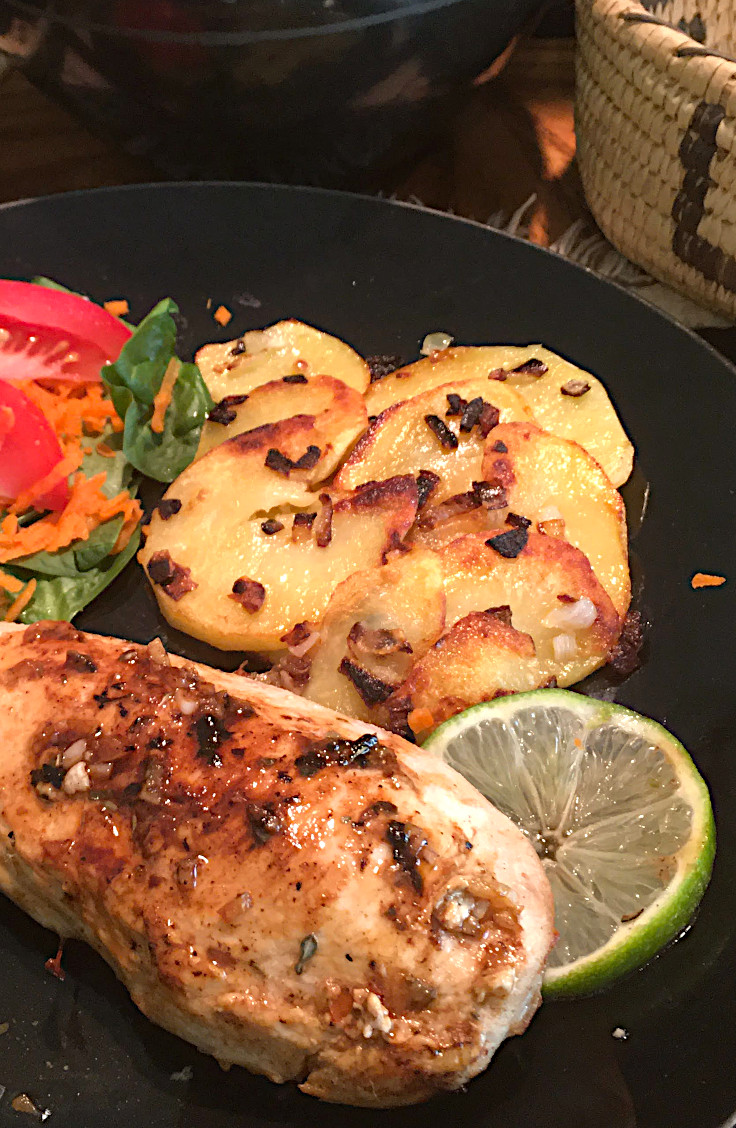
left=0, top=0, right=542, bottom=186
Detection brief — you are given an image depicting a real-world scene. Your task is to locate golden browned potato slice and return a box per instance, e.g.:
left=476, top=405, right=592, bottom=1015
left=298, top=547, right=446, bottom=721
left=501, top=346, right=634, bottom=488
left=364, top=349, right=510, bottom=415
left=384, top=530, right=622, bottom=740
left=197, top=374, right=368, bottom=477
left=334, top=377, right=530, bottom=502
left=440, top=531, right=621, bottom=686
left=408, top=507, right=501, bottom=553
left=366, top=345, right=633, bottom=487
left=385, top=611, right=542, bottom=740
left=482, top=422, right=630, bottom=617
left=196, top=319, right=370, bottom=402
left=140, top=419, right=418, bottom=650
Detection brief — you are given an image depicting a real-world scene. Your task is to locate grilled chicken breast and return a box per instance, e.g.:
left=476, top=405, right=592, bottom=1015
left=0, top=621, right=554, bottom=1107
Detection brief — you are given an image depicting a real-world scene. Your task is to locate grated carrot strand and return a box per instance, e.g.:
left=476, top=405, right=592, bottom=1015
left=10, top=445, right=83, bottom=515
left=0, top=569, right=24, bottom=594
left=104, top=299, right=130, bottom=317
left=4, top=578, right=37, bottom=622
left=691, top=572, right=726, bottom=589
left=150, top=359, right=179, bottom=434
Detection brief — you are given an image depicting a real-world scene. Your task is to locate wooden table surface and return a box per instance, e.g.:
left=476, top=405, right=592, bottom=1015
left=0, top=37, right=583, bottom=247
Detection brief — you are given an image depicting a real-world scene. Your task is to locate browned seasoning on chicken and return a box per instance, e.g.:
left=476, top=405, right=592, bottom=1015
left=0, top=623, right=554, bottom=1108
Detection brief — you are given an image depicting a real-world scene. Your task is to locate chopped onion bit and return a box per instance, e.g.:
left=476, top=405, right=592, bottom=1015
left=544, top=596, right=597, bottom=631
left=62, top=761, right=91, bottom=795
left=61, top=739, right=87, bottom=767
left=552, top=632, right=578, bottom=661
left=420, top=331, right=454, bottom=356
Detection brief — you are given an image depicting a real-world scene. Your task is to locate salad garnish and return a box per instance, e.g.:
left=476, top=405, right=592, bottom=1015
left=0, top=280, right=211, bottom=623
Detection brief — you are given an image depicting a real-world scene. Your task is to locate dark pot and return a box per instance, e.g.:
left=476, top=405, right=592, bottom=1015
left=0, top=0, right=544, bottom=186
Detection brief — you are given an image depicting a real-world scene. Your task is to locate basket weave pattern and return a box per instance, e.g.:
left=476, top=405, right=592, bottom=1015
left=575, top=0, right=736, bottom=317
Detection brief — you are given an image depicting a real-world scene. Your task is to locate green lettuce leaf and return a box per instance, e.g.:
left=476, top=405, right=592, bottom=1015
left=102, top=298, right=213, bottom=482
left=15, top=529, right=141, bottom=624
left=9, top=517, right=125, bottom=578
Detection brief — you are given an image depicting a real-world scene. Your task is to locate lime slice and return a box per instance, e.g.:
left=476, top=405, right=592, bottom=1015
left=423, top=689, right=715, bottom=997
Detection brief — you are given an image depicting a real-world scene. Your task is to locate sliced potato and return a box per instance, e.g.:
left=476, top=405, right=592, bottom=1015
left=408, top=507, right=501, bottom=553
left=481, top=422, right=630, bottom=617
left=335, top=377, right=530, bottom=502
left=140, top=419, right=418, bottom=650
left=197, top=374, right=368, bottom=476
left=501, top=346, right=634, bottom=487
left=364, top=349, right=512, bottom=415
left=298, top=547, right=446, bottom=720
left=385, top=611, right=542, bottom=740
left=366, top=345, right=633, bottom=487
left=384, top=528, right=623, bottom=739
left=196, top=319, right=370, bottom=402
left=439, top=531, right=621, bottom=687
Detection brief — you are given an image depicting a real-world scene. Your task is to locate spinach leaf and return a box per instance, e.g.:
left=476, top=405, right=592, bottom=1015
left=79, top=427, right=133, bottom=499
left=102, top=299, right=212, bottom=482
left=30, top=276, right=79, bottom=295
left=15, top=529, right=141, bottom=624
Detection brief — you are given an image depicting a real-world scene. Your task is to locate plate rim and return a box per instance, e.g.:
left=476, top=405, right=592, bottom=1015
left=1, top=180, right=735, bottom=385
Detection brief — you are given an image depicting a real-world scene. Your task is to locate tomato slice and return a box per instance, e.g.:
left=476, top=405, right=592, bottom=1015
left=0, top=380, right=69, bottom=512
left=0, top=280, right=132, bottom=384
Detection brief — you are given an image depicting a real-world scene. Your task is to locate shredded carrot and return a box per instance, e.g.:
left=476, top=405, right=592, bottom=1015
left=0, top=569, right=24, bottom=594
left=111, top=513, right=140, bottom=554
left=0, top=376, right=143, bottom=573
left=408, top=707, right=435, bottom=735
left=151, top=359, right=180, bottom=434
left=0, top=473, right=142, bottom=563
left=18, top=380, right=121, bottom=439
left=4, top=578, right=36, bottom=622
left=10, top=445, right=83, bottom=515
left=691, top=572, right=726, bottom=589
left=214, top=305, right=232, bottom=327
left=104, top=299, right=130, bottom=317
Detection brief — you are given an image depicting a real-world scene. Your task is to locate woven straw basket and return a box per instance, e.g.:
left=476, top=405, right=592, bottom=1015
left=576, top=0, right=736, bottom=318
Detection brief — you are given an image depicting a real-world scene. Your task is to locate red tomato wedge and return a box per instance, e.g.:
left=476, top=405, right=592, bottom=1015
left=0, top=280, right=132, bottom=385
left=0, top=381, right=69, bottom=512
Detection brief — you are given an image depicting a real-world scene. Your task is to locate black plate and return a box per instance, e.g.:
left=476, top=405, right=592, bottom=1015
left=0, top=184, right=734, bottom=1128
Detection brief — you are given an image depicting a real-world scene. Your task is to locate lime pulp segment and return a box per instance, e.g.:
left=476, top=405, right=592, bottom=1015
left=424, top=690, right=715, bottom=996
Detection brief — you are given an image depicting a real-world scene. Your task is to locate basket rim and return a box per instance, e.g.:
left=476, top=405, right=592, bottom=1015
left=581, top=0, right=736, bottom=72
